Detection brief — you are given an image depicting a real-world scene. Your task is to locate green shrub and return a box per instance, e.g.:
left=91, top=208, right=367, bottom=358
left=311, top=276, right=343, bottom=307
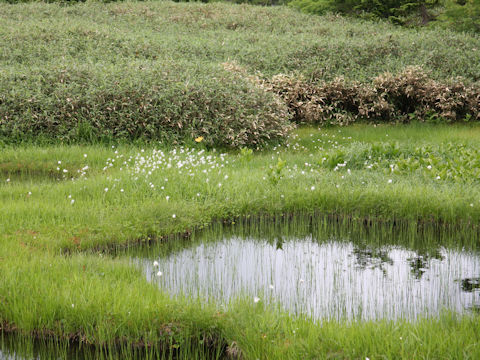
left=289, top=0, right=439, bottom=22
left=172, top=0, right=289, bottom=5
left=0, top=61, right=292, bottom=148
left=436, top=0, right=480, bottom=33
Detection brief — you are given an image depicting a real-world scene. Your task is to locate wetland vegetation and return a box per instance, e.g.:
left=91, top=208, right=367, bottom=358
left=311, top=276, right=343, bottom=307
left=3, top=124, right=480, bottom=359
left=1, top=1, right=480, bottom=359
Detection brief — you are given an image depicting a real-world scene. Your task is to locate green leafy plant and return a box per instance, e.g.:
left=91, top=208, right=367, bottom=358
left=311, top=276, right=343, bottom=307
left=239, top=147, right=254, bottom=163
left=267, top=158, right=286, bottom=185
left=436, top=0, right=480, bottom=33
left=290, top=0, right=439, bottom=23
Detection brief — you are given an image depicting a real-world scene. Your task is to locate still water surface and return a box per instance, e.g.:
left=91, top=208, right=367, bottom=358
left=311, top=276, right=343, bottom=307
left=138, top=230, right=480, bottom=321
left=3, top=221, right=480, bottom=359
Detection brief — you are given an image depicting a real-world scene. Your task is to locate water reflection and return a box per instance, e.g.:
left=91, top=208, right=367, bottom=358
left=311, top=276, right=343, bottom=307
left=137, top=234, right=480, bottom=321
left=460, top=277, right=480, bottom=292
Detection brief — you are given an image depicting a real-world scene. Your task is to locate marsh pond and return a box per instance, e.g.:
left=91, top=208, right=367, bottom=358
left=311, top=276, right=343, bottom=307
left=2, top=218, right=480, bottom=359
left=132, top=218, right=480, bottom=321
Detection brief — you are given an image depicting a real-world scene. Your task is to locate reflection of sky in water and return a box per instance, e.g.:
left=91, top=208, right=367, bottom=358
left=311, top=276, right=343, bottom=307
left=140, top=236, right=480, bottom=321
left=0, top=352, right=16, bottom=360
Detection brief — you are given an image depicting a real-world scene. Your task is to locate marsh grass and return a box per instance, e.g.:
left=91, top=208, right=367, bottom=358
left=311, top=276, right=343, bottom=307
left=2, top=124, right=480, bottom=358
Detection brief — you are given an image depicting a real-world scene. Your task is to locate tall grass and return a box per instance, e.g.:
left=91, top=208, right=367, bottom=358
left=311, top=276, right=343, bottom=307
left=1, top=124, right=480, bottom=358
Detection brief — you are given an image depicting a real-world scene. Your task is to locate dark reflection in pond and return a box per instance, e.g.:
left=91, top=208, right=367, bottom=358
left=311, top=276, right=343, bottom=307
left=408, top=249, right=445, bottom=280
left=0, top=334, right=224, bottom=360
left=460, top=277, right=480, bottom=292
left=0, top=336, right=88, bottom=360
left=129, top=218, right=480, bottom=321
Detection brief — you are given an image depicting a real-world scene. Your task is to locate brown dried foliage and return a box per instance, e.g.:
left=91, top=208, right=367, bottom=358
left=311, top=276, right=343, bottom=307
left=268, top=66, right=480, bottom=125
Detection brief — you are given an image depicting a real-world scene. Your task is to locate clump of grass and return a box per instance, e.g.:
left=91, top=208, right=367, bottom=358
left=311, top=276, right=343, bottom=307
left=318, top=139, right=480, bottom=183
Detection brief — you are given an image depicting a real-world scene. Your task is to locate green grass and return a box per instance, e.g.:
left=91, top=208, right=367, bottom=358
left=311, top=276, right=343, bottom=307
left=1, top=123, right=480, bottom=358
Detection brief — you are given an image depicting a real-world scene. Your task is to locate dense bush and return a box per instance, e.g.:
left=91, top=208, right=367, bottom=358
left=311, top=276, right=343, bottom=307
left=436, top=0, right=480, bottom=33
left=267, top=67, right=480, bottom=125
left=1, top=2, right=479, bottom=147
left=289, top=0, right=439, bottom=22
left=0, top=61, right=292, bottom=147
left=289, top=0, right=480, bottom=32
left=172, top=0, right=289, bottom=5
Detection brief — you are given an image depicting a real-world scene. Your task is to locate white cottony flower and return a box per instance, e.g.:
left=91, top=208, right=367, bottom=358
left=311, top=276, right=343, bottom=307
left=153, top=261, right=159, bottom=267
left=388, top=179, right=393, bottom=184
left=120, top=189, right=124, bottom=192
left=166, top=196, right=170, bottom=201
left=84, top=154, right=88, bottom=158
left=253, top=297, right=260, bottom=303
left=172, top=214, right=176, bottom=218
left=269, top=284, right=274, bottom=289
left=104, top=187, right=109, bottom=192
left=71, top=199, right=75, bottom=205
left=427, top=165, right=432, bottom=170
left=156, top=271, right=163, bottom=277
left=311, top=186, right=315, bottom=191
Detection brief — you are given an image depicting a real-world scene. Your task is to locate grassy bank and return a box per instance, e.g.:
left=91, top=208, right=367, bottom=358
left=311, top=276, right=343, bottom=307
left=1, top=1, right=480, bottom=146
left=1, top=123, right=480, bottom=358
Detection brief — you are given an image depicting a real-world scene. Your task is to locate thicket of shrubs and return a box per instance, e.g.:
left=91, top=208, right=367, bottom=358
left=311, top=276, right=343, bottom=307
left=3, top=60, right=479, bottom=148
left=167, top=0, right=480, bottom=33
left=1, top=2, right=479, bottom=148
left=267, top=67, right=480, bottom=125
left=437, top=0, right=480, bottom=33
left=289, top=0, right=440, bottom=22
left=0, top=62, right=292, bottom=148
left=289, top=0, right=480, bottom=33
left=1, top=0, right=479, bottom=34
